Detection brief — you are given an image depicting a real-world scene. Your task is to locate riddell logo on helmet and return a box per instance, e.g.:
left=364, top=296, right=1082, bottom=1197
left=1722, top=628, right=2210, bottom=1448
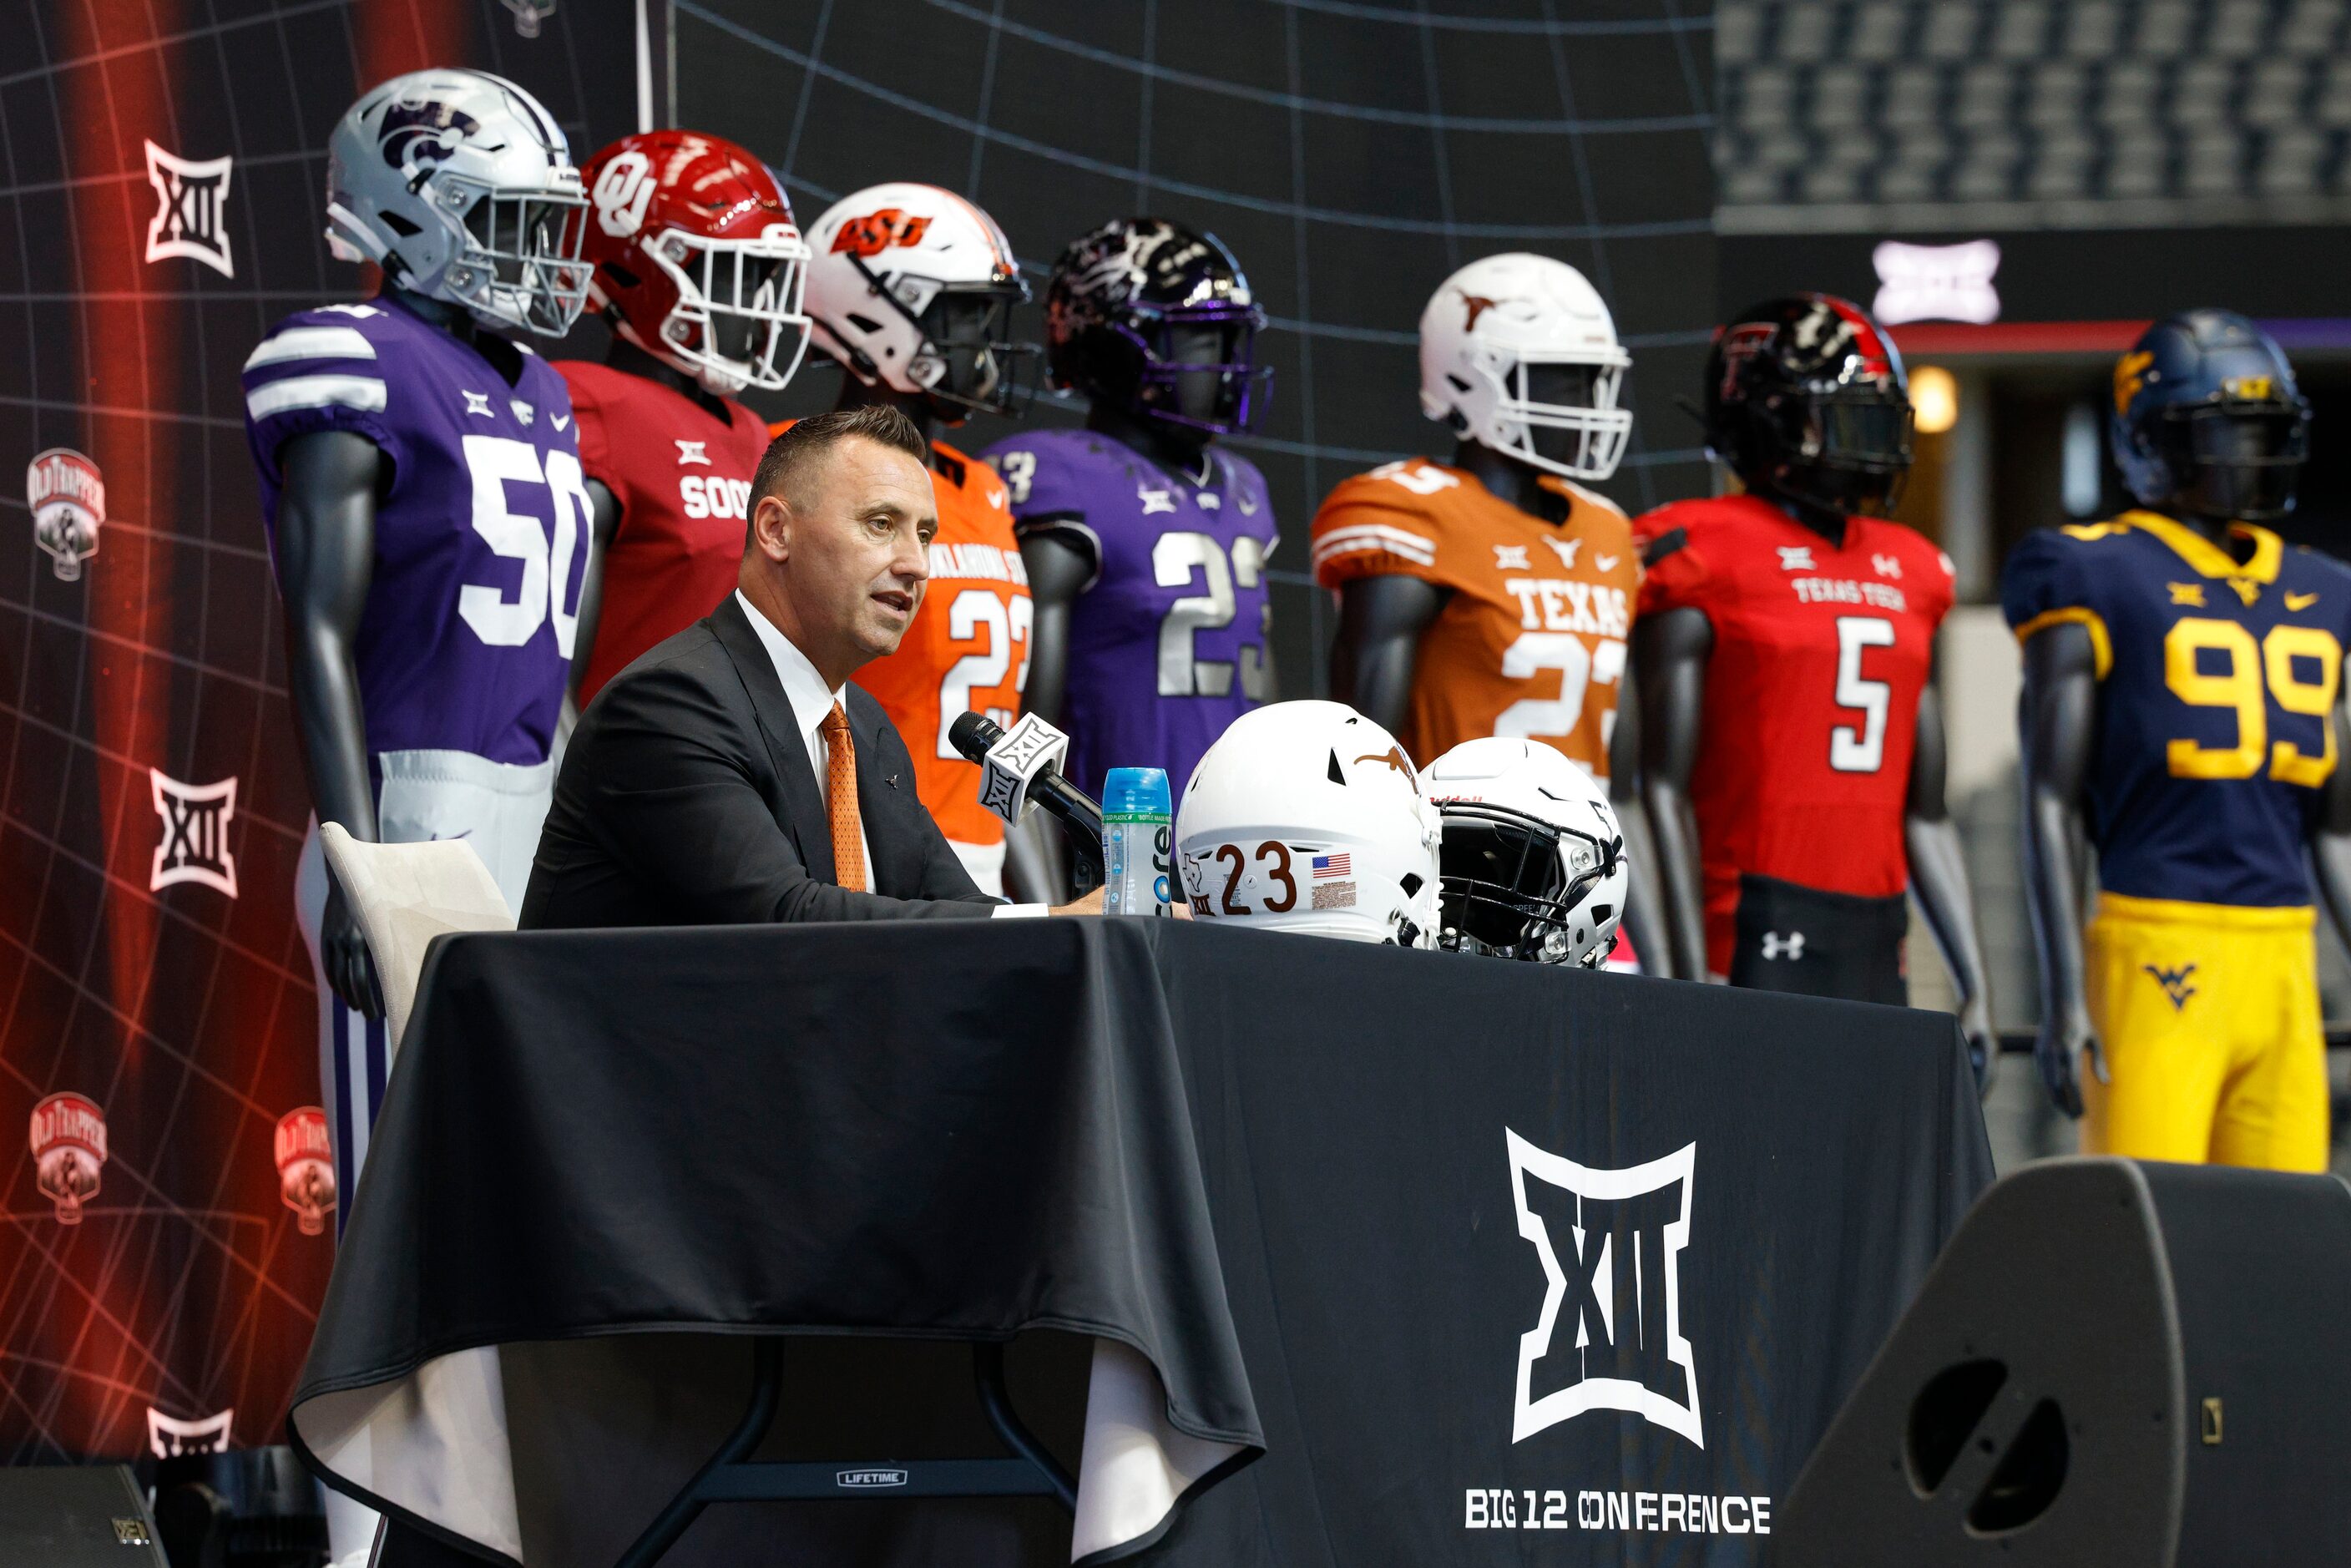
left=831, top=210, right=932, bottom=257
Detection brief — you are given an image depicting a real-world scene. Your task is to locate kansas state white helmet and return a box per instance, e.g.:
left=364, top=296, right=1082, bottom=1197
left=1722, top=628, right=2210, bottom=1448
left=1176, top=702, right=1441, bottom=947
left=324, top=69, right=590, bottom=336
left=802, top=183, right=1033, bottom=421
left=1418, top=253, right=1631, bottom=483
left=1425, top=737, right=1626, bottom=968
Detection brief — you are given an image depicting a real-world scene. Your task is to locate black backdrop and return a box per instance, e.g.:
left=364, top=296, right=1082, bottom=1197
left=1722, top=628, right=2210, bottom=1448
left=0, top=0, right=1716, bottom=1466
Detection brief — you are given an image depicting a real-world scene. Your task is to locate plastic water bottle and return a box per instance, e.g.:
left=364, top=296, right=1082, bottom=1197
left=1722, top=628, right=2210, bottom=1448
left=1101, top=767, right=1173, bottom=916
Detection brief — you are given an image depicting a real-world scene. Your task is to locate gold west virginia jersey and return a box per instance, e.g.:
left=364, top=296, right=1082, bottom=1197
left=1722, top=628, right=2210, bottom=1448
left=2003, top=510, right=2351, bottom=1170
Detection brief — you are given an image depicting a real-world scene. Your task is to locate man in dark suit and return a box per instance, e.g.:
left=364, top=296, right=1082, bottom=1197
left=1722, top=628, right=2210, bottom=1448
left=522, top=404, right=1102, bottom=928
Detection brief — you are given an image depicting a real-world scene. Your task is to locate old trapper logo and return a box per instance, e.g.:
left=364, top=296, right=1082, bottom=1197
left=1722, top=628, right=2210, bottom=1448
left=1507, top=1132, right=1701, bottom=1449
left=2144, top=962, right=2197, bottom=1013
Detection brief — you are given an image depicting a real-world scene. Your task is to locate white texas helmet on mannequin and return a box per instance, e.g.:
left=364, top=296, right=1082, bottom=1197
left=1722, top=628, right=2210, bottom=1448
left=801, top=181, right=1031, bottom=418
left=1176, top=701, right=1442, bottom=947
left=1418, top=252, right=1632, bottom=483
left=1424, top=736, right=1627, bottom=967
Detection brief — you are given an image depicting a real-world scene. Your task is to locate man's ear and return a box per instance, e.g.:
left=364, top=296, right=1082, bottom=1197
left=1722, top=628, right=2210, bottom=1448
left=749, top=492, right=791, bottom=564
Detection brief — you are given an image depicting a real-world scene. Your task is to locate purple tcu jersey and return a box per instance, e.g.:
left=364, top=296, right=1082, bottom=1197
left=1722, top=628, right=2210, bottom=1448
left=983, top=427, right=1276, bottom=797
left=242, top=296, right=589, bottom=771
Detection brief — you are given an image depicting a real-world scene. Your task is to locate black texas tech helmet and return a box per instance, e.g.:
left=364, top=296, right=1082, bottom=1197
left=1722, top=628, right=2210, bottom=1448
left=1705, top=293, right=1914, bottom=518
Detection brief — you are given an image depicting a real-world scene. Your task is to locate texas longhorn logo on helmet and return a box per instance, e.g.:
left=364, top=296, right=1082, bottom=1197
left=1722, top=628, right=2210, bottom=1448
left=29, top=1093, right=107, bottom=1226
left=830, top=209, right=932, bottom=258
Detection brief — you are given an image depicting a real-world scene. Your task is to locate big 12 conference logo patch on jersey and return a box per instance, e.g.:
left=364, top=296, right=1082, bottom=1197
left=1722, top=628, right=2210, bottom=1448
left=1507, top=1130, right=1701, bottom=1448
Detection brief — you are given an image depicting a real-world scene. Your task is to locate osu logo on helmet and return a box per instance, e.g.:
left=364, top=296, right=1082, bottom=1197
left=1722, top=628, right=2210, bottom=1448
left=830, top=208, right=932, bottom=257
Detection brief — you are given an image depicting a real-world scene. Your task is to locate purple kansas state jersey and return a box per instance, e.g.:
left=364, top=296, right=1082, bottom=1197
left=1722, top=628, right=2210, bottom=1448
left=983, top=427, right=1276, bottom=797
left=242, top=296, right=588, bottom=770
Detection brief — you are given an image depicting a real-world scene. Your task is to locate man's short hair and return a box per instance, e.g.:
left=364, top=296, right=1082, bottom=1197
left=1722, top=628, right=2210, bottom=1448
left=751, top=404, right=931, bottom=519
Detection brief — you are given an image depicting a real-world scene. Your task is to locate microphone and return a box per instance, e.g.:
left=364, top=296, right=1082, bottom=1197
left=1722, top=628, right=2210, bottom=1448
left=948, top=712, right=1105, bottom=887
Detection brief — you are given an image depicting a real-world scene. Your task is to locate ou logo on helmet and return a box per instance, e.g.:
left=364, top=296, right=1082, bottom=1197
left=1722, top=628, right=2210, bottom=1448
left=592, top=149, right=657, bottom=239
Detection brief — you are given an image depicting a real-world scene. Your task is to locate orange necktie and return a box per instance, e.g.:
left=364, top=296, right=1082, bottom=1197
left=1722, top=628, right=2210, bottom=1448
left=820, top=703, right=866, bottom=891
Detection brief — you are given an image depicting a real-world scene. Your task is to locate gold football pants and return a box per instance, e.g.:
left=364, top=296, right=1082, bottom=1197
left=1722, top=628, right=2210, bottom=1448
left=2081, top=893, right=2328, bottom=1171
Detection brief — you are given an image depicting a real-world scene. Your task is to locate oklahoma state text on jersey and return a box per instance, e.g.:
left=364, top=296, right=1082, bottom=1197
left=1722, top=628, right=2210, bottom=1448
left=1310, top=458, right=1636, bottom=775
left=850, top=440, right=1029, bottom=849
left=1633, top=493, right=1955, bottom=975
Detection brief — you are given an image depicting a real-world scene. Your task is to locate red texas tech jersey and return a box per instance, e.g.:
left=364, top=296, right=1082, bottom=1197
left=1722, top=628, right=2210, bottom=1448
left=1311, top=458, right=1637, bottom=776
left=558, top=359, right=771, bottom=705
left=1633, top=492, right=1954, bottom=975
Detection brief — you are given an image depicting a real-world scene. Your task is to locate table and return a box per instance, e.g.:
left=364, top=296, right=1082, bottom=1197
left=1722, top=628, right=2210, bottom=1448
left=289, top=918, right=1991, bottom=1565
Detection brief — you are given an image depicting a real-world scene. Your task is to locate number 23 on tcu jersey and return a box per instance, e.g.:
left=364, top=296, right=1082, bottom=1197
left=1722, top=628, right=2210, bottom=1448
left=243, top=296, right=589, bottom=776
left=1631, top=493, right=1954, bottom=976
left=1309, top=457, right=1636, bottom=775
left=981, top=428, right=1276, bottom=797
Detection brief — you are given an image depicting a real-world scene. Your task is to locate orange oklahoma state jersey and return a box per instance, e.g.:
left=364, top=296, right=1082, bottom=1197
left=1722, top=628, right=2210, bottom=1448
left=848, top=439, right=1029, bottom=852
left=1310, top=458, right=1637, bottom=775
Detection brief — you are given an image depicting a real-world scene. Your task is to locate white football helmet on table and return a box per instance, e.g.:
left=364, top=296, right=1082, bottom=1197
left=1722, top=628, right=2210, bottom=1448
left=1425, top=736, right=1626, bottom=967
left=1176, top=702, right=1441, bottom=947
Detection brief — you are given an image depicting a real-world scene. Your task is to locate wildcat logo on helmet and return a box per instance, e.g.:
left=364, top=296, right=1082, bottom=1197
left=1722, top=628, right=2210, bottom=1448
left=26, top=448, right=104, bottom=581
left=143, top=141, right=234, bottom=277
left=275, top=1107, right=336, bottom=1236
left=830, top=209, right=932, bottom=258
left=147, top=1407, right=234, bottom=1459
left=378, top=99, right=483, bottom=180
left=1507, top=1131, right=1702, bottom=1448
left=29, top=1093, right=106, bottom=1226
left=150, top=770, right=239, bottom=897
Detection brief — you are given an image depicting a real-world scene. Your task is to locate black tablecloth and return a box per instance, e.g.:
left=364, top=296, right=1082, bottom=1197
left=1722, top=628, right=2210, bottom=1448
left=289, top=918, right=1991, bottom=1566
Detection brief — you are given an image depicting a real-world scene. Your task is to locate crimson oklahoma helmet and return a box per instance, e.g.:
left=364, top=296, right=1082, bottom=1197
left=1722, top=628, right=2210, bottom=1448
left=579, top=130, right=811, bottom=396
left=1705, top=294, right=1914, bottom=517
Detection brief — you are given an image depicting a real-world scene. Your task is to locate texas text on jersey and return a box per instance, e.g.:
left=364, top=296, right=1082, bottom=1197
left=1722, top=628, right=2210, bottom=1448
left=1634, top=492, right=1955, bottom=981
left=981, top=427, right=1277, bottom=798
left=850, top=441, right=1031, bottom=891
left=1310, top=457, right=1636, bottom=775
left=561, top=360, right=771, bottom=705
left=244, top=294, right=589, bottom=776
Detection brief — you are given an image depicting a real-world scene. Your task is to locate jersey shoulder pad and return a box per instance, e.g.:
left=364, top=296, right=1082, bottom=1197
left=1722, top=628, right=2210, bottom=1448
left=240, top=303, right=405, bottom=458
left=2000, top=526, right=2112, bottom=669
left=1309, top=463, right=1462, bottom=588
left=1548, top=474, right=1630, bottom=523
left=980, top=428, right=1110, bottom=521
left=1630, top=498, right=1725, bottom=614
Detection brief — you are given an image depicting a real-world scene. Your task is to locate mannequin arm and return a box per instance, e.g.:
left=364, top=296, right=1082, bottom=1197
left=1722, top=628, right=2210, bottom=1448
left=1608, top=670, right=1671, bottom=977
left=1016, top=532, right=1093, bottom=727
left=275, top=430, right=387, bottom=1016
left=1904, top=670, right=1998, bottom=1094
left=560, top=477, right=623, bottom=732
left=1634, top=606, right=1716, bottom=980
left=2308, top=675, right=2351, bottom=954
left=2015, top=623, right=2105, bottom=1116
left=1329, top=575, right=1447, bottom=734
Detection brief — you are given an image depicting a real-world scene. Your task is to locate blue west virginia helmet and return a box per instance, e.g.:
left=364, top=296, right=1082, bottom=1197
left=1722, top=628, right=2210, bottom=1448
left=2111, top=309, right=2310, bottom=522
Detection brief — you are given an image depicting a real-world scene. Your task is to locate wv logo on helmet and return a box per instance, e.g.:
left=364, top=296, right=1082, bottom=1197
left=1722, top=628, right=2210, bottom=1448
left=1507, top=1132, right=1702, bottom=1449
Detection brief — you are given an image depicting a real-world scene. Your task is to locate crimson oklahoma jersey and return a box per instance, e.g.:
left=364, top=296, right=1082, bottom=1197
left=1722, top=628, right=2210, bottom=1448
left=557, top=359, right=771, bottom=705
left=1633, top=493, right=1954, bottom=977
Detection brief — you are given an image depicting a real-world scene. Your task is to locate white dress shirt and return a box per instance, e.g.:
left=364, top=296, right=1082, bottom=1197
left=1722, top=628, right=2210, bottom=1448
left=735, top=592, right=1042, bottom=916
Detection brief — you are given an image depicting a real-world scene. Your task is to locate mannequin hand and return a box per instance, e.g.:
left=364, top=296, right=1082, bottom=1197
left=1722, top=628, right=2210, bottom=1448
left=321, top=878, right=386, bottom=1019
left=1959, top=999, right=2000, bottom=1101
left=2034, top=1005, right=2105, bottom=1119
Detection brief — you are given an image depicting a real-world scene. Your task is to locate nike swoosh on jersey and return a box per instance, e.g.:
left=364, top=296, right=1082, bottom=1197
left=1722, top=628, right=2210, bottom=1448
left=1595, top=554, right=1620, bottom=572
left=553, top=413, right=571, bottom=431
left=2288, top=590, right=2320, bottom=610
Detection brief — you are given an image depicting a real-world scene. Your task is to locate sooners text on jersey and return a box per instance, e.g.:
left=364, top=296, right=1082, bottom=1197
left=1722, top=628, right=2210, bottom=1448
left=242, top=296, right=586, bottom=771
left=561, top=360, right=770, bottom=705
left=852, top=441, right=1030, bottom=847
left=1634, top=492, right=1954, bottom=975
left=1311, top=457, right=1636, bottom=775
left=980, top=428, right=1276, bottom=798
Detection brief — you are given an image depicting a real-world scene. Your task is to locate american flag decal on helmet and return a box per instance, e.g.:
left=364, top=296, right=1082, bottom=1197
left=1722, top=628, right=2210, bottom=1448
left=1312, top=852, right=1352, bottom=880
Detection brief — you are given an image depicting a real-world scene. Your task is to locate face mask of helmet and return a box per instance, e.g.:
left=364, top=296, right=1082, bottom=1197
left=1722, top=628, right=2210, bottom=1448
left=1127, top=308, right=1272, bottom=434
left=1436, top=802, right=1619, bottom=964
left=910, top=286, right=1034, bottom=420
left=1763, top=387, right=1914, bottom=516
left=458, top=185, right=591, bottom=336
left=2158, top=400, right=2311, bottom=522
left=1517, top=360, right=1630, bottom=477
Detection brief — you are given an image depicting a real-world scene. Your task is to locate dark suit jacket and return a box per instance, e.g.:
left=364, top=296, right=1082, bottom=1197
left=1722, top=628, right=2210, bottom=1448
left=520, top=594, right=998, bottom=928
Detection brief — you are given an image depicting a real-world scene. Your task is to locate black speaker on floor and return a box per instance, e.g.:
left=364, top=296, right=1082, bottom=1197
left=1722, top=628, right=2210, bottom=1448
left=0, top=1463, right=168, bottom=1565
left=1774, top=1157, right=2351, bottom=1566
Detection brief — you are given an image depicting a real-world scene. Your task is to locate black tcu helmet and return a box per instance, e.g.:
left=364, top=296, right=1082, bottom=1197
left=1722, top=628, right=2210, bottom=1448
left=1706, top=294, right=1914, bottom=517
left=1044, top=217, right=1271, bottom=435
left=2112, top=309, right=2310, bottom=523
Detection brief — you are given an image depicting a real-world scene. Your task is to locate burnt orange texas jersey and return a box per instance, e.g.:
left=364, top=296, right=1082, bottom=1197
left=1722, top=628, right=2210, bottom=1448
left=849, top=440, right=1029, bottom=852
left=1633, top=493, right=1955, bottom=976
left=1311, top=458, right=1637, bottom=775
